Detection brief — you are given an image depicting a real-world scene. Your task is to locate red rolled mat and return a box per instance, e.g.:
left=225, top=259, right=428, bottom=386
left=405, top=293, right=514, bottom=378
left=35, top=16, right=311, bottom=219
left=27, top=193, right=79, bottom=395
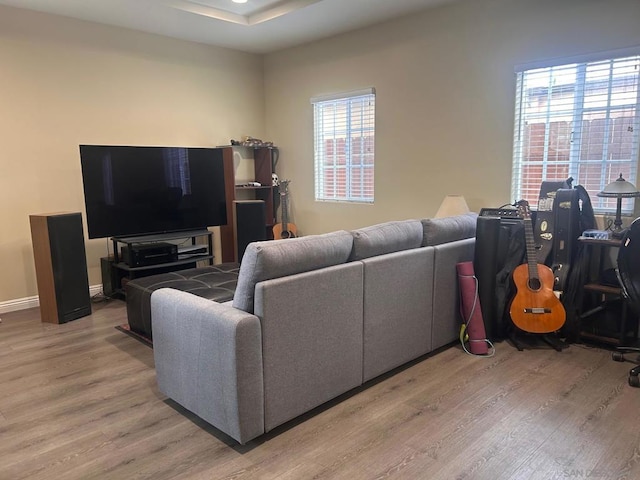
left=457, top=261, right=489, bottom=355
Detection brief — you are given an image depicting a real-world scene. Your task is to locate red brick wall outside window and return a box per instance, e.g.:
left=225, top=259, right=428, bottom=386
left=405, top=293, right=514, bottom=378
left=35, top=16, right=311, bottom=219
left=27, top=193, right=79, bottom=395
left=313, top=91, right=375, bottom=203
left=512, top=55, right=640, bottom=213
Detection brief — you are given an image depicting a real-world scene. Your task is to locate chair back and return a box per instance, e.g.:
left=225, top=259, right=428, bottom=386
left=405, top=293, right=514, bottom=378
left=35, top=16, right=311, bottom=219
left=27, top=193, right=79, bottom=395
left=617, top=217, right=640, bottom=315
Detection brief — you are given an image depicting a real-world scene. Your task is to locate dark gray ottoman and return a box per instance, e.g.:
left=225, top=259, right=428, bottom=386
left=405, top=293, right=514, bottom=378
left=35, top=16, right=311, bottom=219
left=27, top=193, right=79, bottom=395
left=125, top=263, right=240, bottom=340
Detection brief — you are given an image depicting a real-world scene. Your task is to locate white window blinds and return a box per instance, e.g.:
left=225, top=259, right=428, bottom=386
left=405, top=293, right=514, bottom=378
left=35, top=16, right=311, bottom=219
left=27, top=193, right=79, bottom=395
left=312, top=89, right=375, bottom=203
left=511, top=54, right=640, bottom=213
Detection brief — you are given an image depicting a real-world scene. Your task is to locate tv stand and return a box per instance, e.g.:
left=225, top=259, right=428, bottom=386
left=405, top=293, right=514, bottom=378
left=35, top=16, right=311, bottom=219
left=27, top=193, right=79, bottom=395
left=105, top=230, right=214, bottom=296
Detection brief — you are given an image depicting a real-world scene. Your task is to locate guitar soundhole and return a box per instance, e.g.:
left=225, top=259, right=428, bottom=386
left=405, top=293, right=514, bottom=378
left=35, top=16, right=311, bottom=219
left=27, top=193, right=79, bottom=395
left=528, top=278, right=542, bottom=291
left=281, top=231, right=291, bottom=239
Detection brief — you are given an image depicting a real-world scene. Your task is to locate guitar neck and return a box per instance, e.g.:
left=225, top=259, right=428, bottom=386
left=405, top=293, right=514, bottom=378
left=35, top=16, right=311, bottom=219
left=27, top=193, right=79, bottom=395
left=523, top=217, right=539, bottom=281
left=281, top=192, right=289, bottom=226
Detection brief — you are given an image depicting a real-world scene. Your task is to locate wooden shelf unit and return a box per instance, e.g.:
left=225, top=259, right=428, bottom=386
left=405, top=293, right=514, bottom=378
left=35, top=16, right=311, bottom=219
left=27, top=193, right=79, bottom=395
left=220, top=146, right=278, bottom=262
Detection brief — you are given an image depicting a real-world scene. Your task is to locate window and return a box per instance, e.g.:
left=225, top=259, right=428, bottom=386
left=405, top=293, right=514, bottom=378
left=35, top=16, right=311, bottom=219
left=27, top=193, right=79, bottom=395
left=512, top=53, right=640, bottom=213
left=312, top=88, right=375, bottom=203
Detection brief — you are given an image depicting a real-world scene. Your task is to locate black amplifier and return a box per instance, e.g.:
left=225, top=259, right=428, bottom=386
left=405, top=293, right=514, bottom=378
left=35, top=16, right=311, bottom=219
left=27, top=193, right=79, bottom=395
left=121, top=242, right=178, bottom=267
left=479, top=207, right=523, bottom=225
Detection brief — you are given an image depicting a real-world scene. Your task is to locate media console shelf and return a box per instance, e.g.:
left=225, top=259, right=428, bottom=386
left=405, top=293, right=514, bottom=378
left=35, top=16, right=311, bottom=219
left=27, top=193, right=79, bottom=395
left=105, top=230, right=214, bottom=295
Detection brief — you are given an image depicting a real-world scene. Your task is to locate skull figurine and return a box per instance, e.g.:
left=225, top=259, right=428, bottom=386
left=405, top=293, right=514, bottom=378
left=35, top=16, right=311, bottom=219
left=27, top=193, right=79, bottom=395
left=272, top=173, right=280, bottom=187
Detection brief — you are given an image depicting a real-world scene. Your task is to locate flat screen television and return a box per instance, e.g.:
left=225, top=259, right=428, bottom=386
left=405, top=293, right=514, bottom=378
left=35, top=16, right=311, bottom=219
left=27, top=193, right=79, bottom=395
left=79, top=145, right=227, bottom=239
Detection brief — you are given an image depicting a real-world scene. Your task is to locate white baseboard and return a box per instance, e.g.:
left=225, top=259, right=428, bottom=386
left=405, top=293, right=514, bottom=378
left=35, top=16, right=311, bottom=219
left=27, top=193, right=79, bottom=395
left=0, top=296, right=39, bottom=314
left=0, top=285, right=103, bottom=315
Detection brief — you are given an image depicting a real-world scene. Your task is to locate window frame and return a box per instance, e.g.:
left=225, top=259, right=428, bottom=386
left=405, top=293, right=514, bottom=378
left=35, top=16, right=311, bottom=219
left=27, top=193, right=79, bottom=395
left=311, top=88, right=376, bottom=204
left=511, top=49, right=640, bottom=213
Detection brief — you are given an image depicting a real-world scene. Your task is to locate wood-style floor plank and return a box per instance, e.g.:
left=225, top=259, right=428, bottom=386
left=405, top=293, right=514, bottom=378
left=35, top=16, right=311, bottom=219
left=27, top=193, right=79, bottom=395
left=1, top=301, right=639, bottom=479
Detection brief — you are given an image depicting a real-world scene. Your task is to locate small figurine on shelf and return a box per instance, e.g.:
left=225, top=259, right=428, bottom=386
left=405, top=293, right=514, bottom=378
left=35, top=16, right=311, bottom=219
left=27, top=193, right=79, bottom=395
left=229, top=136, right=276, bottom=148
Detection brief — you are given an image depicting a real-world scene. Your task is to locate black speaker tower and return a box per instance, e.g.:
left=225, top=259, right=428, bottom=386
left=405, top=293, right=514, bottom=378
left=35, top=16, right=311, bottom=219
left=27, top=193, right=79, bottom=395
left=233, top=200, right=266, bottom=262
left=30, top=212, right=91, bottom=323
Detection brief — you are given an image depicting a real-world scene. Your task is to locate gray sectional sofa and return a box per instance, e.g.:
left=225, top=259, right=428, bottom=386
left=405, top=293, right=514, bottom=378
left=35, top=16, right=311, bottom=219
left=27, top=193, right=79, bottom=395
left=151, top=213, right=477, bottom=444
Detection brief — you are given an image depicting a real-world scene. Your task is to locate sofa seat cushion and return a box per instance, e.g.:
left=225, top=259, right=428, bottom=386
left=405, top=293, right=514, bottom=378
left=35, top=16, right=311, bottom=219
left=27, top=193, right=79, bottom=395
left=349, top=220, right=424, bottom=261
left=232, top=230, right=354, bottom=313
left=126, top=263, right=240, bottom=339
left=421, top=213, right=478, bottom=246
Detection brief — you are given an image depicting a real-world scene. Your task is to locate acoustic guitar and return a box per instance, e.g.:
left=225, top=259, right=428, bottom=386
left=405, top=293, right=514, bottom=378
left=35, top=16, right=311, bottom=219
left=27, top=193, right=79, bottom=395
left=272, top=180, right=297, bottom=239
left=509, top=200, right=566, bottom=334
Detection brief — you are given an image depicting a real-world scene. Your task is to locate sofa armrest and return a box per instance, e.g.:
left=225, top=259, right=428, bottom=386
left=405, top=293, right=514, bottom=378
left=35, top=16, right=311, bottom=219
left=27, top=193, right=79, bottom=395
left=151, top=288, right=264, bottom=444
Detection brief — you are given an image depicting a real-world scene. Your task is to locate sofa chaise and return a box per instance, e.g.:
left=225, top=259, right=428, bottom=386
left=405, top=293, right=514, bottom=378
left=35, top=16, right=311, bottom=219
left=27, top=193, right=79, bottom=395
left=151, top=214, right=477, bottom=444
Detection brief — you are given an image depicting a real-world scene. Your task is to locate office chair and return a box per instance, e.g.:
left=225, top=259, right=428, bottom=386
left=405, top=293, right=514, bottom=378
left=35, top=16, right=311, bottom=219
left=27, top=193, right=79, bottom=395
left=612, top=217, right=640, bottom=387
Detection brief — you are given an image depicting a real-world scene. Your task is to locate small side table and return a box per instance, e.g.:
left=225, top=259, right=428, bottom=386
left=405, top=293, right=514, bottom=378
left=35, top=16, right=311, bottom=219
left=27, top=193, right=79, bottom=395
left=578, top=236, right=638, bottom=345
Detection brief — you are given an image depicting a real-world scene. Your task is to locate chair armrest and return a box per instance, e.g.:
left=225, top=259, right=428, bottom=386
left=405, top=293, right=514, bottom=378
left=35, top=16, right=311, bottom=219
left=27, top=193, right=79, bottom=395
left=151, top=288, right=264, bottom=444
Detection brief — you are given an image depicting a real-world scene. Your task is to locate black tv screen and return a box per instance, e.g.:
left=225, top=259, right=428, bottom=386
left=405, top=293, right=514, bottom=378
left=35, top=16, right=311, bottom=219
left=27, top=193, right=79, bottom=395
left=80, top=145, right=227, bottom=239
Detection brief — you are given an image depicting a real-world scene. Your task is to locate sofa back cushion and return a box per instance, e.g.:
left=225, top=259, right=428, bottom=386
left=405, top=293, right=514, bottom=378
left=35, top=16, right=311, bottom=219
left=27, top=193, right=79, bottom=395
left=421, top=213, right=477, bottom=246
left=254, top=262, right=364, bottom=432
left=360, top=247, right=434, bottom=381
left=232, top=230, right=354, bottom=313
left=349, top=220, right=424, bottom=261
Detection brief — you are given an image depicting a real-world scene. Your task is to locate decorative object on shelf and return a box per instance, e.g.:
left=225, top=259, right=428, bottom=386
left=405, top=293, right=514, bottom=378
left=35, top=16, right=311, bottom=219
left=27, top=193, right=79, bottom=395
left=597, top=173, right=640, bottom=238
left=272, top=173, right=279, bottom=187
left=273, top=180, right=297, bottom=239
left=435, top=195, right=470, bottom=218
left=236, top=182, right=262, bottom=188
left=230, top=136, right=276, bottom=148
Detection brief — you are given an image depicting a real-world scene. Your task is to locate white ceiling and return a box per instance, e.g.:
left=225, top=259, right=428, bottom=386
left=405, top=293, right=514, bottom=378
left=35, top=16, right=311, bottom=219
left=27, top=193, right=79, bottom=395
left=0, top=0, right=457, bottom=54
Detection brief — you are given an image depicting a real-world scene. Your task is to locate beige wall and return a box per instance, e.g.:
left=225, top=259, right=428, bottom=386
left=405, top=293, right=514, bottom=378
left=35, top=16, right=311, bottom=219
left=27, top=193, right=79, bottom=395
left=0, top=5, right=264, bottom=303
left=3, top=0, right=640, bottom=306
left=264, top=0, right=640, bottom=235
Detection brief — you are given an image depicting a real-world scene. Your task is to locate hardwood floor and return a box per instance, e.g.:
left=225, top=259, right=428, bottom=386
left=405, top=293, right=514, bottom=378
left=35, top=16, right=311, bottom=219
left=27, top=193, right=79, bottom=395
left=1, top=300, right=639, bottom=479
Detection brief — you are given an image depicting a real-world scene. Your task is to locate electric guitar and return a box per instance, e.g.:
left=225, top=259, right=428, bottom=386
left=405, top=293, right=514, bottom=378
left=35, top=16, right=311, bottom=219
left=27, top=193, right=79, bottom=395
left=509, top=200, right=566, bottom=333
left=272, top=180, right=297, bottom=239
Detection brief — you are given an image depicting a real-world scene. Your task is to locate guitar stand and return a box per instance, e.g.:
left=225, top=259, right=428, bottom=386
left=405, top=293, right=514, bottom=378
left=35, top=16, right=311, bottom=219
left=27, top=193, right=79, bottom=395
left=541, top=333, right=570, bottom=352
left=508, top=327, right=569, bottom=352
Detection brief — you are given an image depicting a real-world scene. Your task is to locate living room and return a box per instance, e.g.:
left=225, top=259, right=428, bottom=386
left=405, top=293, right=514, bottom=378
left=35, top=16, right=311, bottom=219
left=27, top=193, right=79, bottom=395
left=1, top=0, right=640, bottom=478
left=2, top=0, right=640, bottom=308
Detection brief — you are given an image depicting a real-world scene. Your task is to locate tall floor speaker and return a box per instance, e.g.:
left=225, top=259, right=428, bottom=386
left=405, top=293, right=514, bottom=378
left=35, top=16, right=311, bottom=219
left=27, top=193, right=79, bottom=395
left=30, top=212, right=91, bottom=323
left=474, top=215, right=523, bottom=341
left=233, top=200, right=266, bottom=262
left=474, top=216, right=502, bottom=341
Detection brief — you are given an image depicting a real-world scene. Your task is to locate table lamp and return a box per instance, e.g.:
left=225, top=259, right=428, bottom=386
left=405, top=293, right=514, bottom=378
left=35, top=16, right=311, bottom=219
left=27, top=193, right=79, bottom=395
left=435, top=195, right=471, bottom=218
left=597, top=173, right=640, bottom=238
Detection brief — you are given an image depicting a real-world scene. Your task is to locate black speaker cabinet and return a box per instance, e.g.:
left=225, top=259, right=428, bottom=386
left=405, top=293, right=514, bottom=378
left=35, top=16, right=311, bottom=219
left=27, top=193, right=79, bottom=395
left=474, top=215, right=524, bottom=341
left=233, top=200, right=266, bottom=262
left=30, top=212, right=91, bottom=323
left=474, top=216, right=502, bottom=341
left=101, top=256, right=119, bottom=298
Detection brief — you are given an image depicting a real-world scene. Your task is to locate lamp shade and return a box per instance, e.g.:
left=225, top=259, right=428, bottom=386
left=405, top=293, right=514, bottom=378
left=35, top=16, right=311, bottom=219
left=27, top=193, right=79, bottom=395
left=596, top=173, right=640, bottom=237
left=597, top=174, right=640, bottom=198
left=435, top=195, right=471, bottom=218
